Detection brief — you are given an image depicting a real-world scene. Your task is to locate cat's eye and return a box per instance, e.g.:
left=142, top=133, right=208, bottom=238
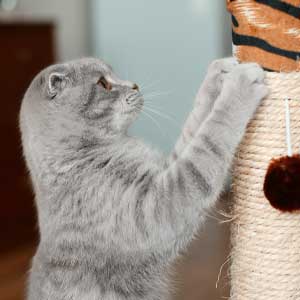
left=132, top=84, right=139, bottom=91
left=97, top=76, right=112, bottom=91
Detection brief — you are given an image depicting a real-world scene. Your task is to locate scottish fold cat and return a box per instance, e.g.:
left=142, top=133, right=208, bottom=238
left=20, top=57, right=267, bottom=300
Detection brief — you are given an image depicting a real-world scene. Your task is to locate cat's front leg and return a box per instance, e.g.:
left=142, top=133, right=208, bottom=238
left=195, top=57, right=239, bottom=108
left=135, top=63, right=268, bottom=255
left=171, top=57, right=238, bottom=161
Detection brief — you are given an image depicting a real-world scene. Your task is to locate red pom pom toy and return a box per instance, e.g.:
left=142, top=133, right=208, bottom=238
left=264, top=155, right=300, bottom=212
left=263, top=98, right=300, bottom=213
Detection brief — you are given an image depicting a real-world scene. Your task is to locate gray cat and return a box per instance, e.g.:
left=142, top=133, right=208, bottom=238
left=20, top=57, right=268, bottom=300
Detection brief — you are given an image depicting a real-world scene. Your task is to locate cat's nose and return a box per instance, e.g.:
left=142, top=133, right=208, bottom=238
left=132, top=84, right=139, bottom=91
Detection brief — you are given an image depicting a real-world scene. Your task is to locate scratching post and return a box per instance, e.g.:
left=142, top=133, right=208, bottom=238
left=227, top=1, right=300, bottom=299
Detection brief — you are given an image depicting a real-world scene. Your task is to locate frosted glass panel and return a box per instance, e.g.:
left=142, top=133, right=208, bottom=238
left=91, top=0, right=231, bottom=153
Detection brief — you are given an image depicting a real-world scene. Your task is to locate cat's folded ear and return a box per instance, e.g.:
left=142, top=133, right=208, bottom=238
left=47, top=72, right=68, bottom=99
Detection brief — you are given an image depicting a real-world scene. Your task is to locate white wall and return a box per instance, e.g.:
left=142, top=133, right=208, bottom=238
left=13, top=0, right=90, bottom=61
left=91, top=0, right=232, bottom=153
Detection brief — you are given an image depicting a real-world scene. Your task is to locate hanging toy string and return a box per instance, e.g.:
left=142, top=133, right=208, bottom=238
left=263, top=97, right=300, bottom=212
left=285, top=98, right=292, bottom=157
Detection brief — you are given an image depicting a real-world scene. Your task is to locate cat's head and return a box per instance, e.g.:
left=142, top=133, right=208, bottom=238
left=20, top=58, right=143, bottom=149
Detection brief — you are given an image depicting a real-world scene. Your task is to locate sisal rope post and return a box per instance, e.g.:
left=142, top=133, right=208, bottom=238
left=227, top=1, right=300, bottom=299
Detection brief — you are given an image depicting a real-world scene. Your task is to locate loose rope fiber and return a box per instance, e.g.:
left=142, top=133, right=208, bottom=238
left=230, top=72, right=300, bottom=299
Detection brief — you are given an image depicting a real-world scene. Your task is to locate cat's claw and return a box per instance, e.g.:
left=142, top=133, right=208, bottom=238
left=208, top=57, right=239, bottom=75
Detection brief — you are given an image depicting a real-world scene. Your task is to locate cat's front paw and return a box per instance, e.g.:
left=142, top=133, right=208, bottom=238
left=225, top=62, right=269, bottom=110
left=200, top=57, right=239, bottom=103
left=208, top=57, right=239, bottom=76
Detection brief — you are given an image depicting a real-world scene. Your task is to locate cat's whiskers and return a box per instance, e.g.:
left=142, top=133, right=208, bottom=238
left=143, top=105, right=179, bottom=128
left=139, top=109, right=164, bottom=133
left=142, top=91, right=172, bottom=101
left=131, top=102, right=166, bottom=135
left=143, top=102, right=174, bottom=115
left=139, top=80, right=162, bottom=92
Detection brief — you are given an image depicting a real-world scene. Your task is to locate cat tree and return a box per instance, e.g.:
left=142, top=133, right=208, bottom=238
left=227, top=0, right=300, bottom=299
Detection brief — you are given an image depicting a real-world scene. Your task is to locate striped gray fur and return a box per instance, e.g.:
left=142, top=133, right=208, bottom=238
left=19, top=57, right=268, bottom=300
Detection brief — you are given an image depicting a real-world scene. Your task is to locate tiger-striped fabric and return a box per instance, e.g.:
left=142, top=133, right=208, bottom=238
left=227, top=0, right=300, bottom=72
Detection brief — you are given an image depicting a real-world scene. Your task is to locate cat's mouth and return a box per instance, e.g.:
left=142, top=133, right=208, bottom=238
left=123, top=93, right=144, bottom=116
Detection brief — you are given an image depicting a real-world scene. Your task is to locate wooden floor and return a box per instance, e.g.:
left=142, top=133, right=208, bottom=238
left=173, top=215, right=230, bottom=300
left=0, top=243, right=35, bottom=300
left=0, top=206, right=230, bottom=300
